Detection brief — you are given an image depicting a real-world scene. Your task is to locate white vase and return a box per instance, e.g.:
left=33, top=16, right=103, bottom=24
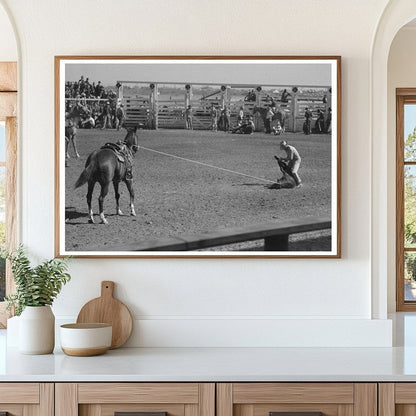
left=19, top=306, right=55, bottom=354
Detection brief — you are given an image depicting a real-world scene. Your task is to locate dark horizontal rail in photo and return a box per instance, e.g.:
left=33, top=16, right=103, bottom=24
left=111, top=216, right=331, bottom=252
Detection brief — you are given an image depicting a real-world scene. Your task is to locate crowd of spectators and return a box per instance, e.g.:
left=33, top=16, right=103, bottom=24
left=65, top=76, right=125, bottom=130
left=65, top=76, right=117, bottom=100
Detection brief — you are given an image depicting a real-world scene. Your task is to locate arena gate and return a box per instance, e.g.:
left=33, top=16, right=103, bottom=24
left=117, top=81, right=332, bottom=133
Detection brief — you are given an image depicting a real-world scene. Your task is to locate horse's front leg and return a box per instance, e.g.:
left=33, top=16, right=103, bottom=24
left=72, top=135, right=80, bottom=158
left=125, top=179, right=136, bottom=216
left=113, top=180, right=123, bottom=215
left=98, top=182, right=110, bottom=224
left=65, top=137, right=70, bottom=159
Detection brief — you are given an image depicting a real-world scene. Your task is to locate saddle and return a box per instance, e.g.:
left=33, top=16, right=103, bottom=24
left=101, top=142, right=128, bottom=163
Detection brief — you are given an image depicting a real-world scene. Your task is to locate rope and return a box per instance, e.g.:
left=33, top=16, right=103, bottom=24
left=138, top=146, right=276, bottom=184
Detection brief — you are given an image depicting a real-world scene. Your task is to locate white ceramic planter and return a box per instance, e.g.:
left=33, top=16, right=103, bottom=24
left=19, top=306, right=55, bottom=354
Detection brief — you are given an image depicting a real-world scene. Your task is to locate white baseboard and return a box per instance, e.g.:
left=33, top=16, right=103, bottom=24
left=54, top=317, right=392, bottom=348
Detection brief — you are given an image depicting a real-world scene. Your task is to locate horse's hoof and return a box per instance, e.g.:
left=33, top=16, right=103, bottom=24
left=117, top=210, right=123, bottom=216
left=88, top=219, right=95, bottom=224
left=101, top=219, right=108, bottom=224
left=131, top=211, right=136, bottom=217
left=76, top=153, right=80, bottom=158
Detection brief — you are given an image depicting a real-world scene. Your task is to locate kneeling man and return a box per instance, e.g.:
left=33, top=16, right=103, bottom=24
left=275, top=140, right=302, bottom=187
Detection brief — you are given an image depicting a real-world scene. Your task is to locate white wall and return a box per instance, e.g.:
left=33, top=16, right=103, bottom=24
left=387, top=26, right=416, bottom=312
left=0, top=3, right=16, bottom=61
left=0, top=1, right=18, bottom=239
left=0, top=0, right=394, bottom=347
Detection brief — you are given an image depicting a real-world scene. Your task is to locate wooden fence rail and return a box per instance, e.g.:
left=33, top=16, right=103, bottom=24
left=118, top=81, right=331, bottom=133
left=109, top=216, right=331, bottom=252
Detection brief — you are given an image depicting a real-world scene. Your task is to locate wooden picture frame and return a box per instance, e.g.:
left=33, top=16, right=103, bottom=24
left=55, top=56, right=341, bottom=258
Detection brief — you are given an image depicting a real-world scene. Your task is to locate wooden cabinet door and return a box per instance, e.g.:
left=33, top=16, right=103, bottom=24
left=379, top=383, right=416, bottom=416
left=55, top=383, right=215, bottom=416
left=0, top=383, right=53, bottom=416
left=217, top=383, right=377, bottom=416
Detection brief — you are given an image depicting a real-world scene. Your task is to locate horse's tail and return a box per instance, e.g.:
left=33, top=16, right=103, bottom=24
left=74, top=155, right=95, bottom=189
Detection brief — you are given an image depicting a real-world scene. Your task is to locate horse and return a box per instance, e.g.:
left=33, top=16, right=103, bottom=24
left=74, top=127, right=139, bottom=225
left=65, top=118, right=79, bottom=159
left=65, top=104, right=88, bottom=158
left=253, top=106, right=286, bottom=132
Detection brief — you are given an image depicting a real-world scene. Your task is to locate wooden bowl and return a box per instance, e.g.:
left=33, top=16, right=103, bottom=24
left=60, top=323, right=112, bottom=356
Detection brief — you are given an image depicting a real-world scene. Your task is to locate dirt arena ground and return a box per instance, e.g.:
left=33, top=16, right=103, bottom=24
left=64, top=128, right=332, bottom=252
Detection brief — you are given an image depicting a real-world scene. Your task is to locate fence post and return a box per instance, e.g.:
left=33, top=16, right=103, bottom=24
left=264, top=234, right=289, bottom=251
left=254, top=86, right=262, bottom=131
left=117, top=82, right=123, bottom=102
left=150, top=83, right=158, bottom=129
left=290, top=89, right=298, bottom=132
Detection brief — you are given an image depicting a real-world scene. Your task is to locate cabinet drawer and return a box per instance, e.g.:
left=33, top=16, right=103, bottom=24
left=0, top=383, right=39, bottom=404
left=78, top=383, right=200, bottom=404
left=0, top=383, right=53, bottom=416
left=56, top=383, right=215, bottom=416
left=217, top=383, right=376, bottom=416
left=379, top=383, right=416, bottom=415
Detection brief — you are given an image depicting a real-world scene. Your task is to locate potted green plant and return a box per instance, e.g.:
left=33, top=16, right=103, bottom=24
left=4, top=246, right=71, bottom=354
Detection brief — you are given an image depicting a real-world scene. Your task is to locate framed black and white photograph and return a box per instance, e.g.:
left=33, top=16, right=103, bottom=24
left=55, top=56, right=341, bottom=258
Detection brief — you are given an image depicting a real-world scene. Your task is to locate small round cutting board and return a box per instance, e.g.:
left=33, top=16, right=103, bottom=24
left=76, top=281, right=133, bottom=349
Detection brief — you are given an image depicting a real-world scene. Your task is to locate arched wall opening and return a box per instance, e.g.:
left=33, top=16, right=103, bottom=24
left=387, top=21, right=416, bottom=313
left=372, top=1, right=416, bottom=319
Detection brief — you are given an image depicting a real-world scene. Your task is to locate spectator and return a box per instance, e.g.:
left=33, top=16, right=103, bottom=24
left=325, top=107, right=332, bottom=133
left=210, top=105, right=218, bottom=131
left=237, top=106, right=244, bottom=125
left=314, top=109, right=325, bottom=133
left=281, top=89, right=291, bottom=103
left=185, top=105, right=193, bottom=129
left=101, top=101, right=113, bottom=129
left=81, top=111, right=96, bottom=129
left=95, top=81, right=104, bottom=98
left=272, top=121, right=283, bottom=135
left=231, top=115, right=255, bottom=134
left=244, top=89, right=256, bottom=102
left=80, top=92, right=87, bottom=107
left=265, top=106, right=274, bottom=133
left=85, top=78, right=91, bottom=95
left=115, top=104, right=125, bottom=131
left=303, top=106, right=313, bottom=135
left=222, top=105, right=231, bottom=131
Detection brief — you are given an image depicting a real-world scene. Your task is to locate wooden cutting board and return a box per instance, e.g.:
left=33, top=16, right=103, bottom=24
left=76, top=281, right=133, bottom=349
